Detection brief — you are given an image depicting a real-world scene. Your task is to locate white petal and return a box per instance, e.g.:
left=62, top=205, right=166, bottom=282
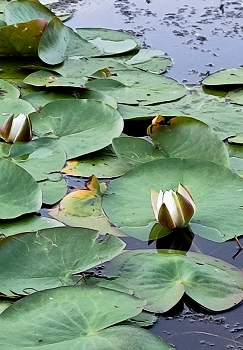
left=177, top=183, right=196, bottom=212
left=8, top=114, right=26, bottom=142
left=157, top=190, right=164, bottom=210
left=151, top=189, right=159, bottom=220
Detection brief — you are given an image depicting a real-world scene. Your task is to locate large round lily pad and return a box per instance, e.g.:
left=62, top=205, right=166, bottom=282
left=105, top=250, right=243, bottom=313
left=0, top=227, right=125, bottom=296
left=0, top=159, right=42, bottom=219
left=0, top=286, right=173, bottom=349
left=30, top=99, right=123, bottom=159
left=102, top=158, right=243, bottom=242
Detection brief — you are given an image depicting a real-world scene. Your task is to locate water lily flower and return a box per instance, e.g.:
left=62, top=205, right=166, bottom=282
left=0, top=113, right=32, bottom=143
left=151, top=184, right=196, bottom=229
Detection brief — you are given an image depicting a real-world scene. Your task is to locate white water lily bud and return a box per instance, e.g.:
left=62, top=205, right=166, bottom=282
left=151, top=184, right=196, bottom=229
left=0, top=113, right=32, bottom=143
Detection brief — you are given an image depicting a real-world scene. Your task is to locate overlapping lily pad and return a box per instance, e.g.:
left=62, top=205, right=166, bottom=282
left=0, top=19, right=48, bottom=56
left=105, top=250, right=243, bottom=312
left=147, top=116, right=229, bottom=167
left=0, top=159, right=42, bottom=219
left=0, top=214, right=64, bottom=237
left=61, top=147, right=127, bottom=178
left=39, top=17, right=101, bottom=64
left=39, top=174, right=67, bottom=205
left=30, top=99, right=124, bottom=159
left=0, top=227, right=125, bottom=296
left=9, top=138, right=66, bottom=181
left=86, top=68, right=187, bottom=105
left=0, top=286, right=173, bottom=349
left=102, top=158, right=243, bottom=241
left=168, top=88, right=243, bottom=140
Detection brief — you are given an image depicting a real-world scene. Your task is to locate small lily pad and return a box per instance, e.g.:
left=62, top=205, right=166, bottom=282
left=39, top=174, right=67, bottom=205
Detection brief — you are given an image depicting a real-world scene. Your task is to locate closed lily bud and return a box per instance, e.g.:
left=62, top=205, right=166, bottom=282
left=0, top=113, right=32, bottom=143
left=151, top=184, right=196, bottom=229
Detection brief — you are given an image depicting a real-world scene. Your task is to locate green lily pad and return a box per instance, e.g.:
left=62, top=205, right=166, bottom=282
left=0, top=286, right=173, bottom=349
left=61, top=147, right=127, bottom=178
left=10, top=138, right=66, bottom=181
left=226, top=88, right=243, bottom=105
left=30, top=99, right=123, bottom=159
left=0, top=79, right=19, bottom=99
left=22, top=89, right=117, bottom=109
left=0, top=227, right=125, bottom=296
left=117, top=103, right=183, bottom=120
left=86, top=69, right=187, bottom=105
left=125, top=48, right=172, bottom=74
left=4, top=0, right=55, bottom=24
left=0, top=57, right=40, bottom=82
left=0, top=214, right=64, bottom=237
left=105, top=250, right=243, bottom=313
left=202, top=67, right=243, bottom=86
left=0, top=300, right=12, bottom=314
left=102, top=158, right=243, bottom=242
left=0, top=141, right=10, bottom=157
left=39, top=17, right=101, bottom=65
left=147, top=116, right=229, bottom=167
left=39, top=174, right=67, bottom=205
left=76, top=27, right=140, bottom=55
left=0, top=98, right=35, bottom=125
left=112, top=136, right=165, bottom=168
left=171, top=89, right=243, bottom=140
left=0, top=159, right=42, bottom=219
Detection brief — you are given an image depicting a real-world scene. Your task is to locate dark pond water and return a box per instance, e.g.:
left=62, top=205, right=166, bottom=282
left=51, top=1, right=243, bottom=348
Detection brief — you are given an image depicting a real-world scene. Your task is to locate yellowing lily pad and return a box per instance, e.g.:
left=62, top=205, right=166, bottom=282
left=49, top=175, right=124, bottom=236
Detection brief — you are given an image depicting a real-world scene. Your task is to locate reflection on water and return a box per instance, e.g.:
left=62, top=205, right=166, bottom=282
left=66, top=0, right=243, bottom=83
